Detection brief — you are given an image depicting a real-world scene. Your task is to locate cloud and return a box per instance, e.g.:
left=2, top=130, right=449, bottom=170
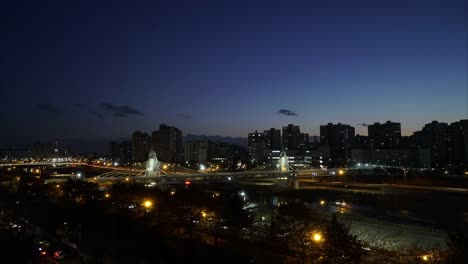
left=100, top=102, right=144, bottom=117
left=90, top=111, right=104, bottom=120
left=277, top=109, right=298, bottom=116
left=177, top=113, right=192, bottom=120
left=37, top=103, right=63, bottom=114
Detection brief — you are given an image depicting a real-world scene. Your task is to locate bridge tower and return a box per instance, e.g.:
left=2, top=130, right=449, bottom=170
left=279, top=150, right=289, bottom=172
left=145, top=149, right=160, bottom=177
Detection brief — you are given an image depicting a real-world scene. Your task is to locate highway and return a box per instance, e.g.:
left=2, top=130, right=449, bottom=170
left=298, top=181, right=468, bottom=194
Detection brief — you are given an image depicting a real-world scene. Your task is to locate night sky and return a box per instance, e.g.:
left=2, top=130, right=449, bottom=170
left=1, top=0, right=467, bottom=147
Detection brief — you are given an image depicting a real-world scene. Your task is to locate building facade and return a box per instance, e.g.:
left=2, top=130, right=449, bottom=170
left=351, top=148, right=431, bottom=168
left=368, top=121, right=401, bottom=149
left=152, top=124, right=183, bottom=163
left=448, top=120, right=468, bottom=167
left=132, top=131, right=152, bottom=163
left=282, top=124, right=309, bottom=150
left=248, top=130, right=267, bottom=165
left=264, top=128, right=281, bottom=150
left=110, top=140, right=132, bottom=165
left=320, top=123, right=355, bottom=166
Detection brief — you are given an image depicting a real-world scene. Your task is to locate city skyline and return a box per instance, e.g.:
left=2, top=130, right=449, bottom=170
left=1, top=0, right=467, bottom=145
left=3, top=2, right=468, bottom=263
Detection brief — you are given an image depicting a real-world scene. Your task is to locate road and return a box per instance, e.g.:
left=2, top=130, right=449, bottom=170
left=38, top=256, right=80, bottom=264
left=299, top=181, right=468, bottom=194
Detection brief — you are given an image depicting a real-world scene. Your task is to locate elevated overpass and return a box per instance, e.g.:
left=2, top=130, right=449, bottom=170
left=0, top=161, right=82, bottom=167
left=4, top=159, right=333, bottom=188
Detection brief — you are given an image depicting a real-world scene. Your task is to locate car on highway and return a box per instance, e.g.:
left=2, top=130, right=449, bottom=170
left=53, top=250, right=65, bottom=260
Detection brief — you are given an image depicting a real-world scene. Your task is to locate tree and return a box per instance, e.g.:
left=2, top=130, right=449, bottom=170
left=323, top=214, right=364, bottom=264
left=172, top=205, right=201, bottom=240
left=0, top=228, right=35, bottom=263
left=224, top=194, right=252, bottom=232
left=287, top=220, right=323, bottom=264
left=445, top=231, right=468, bottom=263
left=62, top=179, right=100, bottom=203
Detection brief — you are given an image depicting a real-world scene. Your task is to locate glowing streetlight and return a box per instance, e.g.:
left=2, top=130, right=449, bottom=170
left=338, top=169, right=345, bottom=175
left=56, top=184, right=60, bottom=188
left=421, top=255, right=429, bottom=261
left=104, top=193, right=110, bottom=198
left=162, top=164, right=168, bottom=170
left=143, top=199, right=153, bottom=209
left=201, top=210, right=207, bottom=218
left=312, top=232, right=323, bottom=243
left=320, top=200, right=325, bottom=205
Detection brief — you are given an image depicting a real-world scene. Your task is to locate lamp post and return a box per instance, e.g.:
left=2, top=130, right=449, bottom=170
left=403, top=167, right=407, bottom=185
left=464, top=171, right=468, bottom=188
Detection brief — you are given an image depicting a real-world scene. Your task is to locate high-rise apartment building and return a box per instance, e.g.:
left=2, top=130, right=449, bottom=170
left=110, top=140, right=132, bottom=165
left=368, top=121, right=401, bottom=149
left=152, top=124, right=183, bottom=163
left=448, top=120, right=468, bottom=167
left=320, top=123, right=355, bottom=165
left=132, top=131, right=151, bottom=162
left=248, top=130, right=266, bottom=165
left=282, top=124, right=309, bottom=150
left=264, top=128, right=281, bottom=150
left=411, top=121, right=449, bottom=167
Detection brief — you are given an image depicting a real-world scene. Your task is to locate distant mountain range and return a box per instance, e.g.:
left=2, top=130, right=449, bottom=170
left=184, top=134, right=247, bottom=148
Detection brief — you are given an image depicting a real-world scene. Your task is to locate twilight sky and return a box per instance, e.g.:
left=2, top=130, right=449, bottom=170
left=1, top=0, right=467, bottom=146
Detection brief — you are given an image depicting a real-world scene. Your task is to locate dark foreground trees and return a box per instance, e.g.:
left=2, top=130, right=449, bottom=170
left=445, top=231, right=468, bottom=264
left=3, top=180, right=468, bottom=264
left=323, top=214, right=364, bottom=264
left=0, top=228, right=35, bottom=264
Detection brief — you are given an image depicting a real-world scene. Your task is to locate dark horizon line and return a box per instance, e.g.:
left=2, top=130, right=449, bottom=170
left=1, top=118, right=467, bottom=149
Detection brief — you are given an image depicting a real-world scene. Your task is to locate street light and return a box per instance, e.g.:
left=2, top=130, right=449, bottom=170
left=143, top=199, right=153, bottom=209
left=421, top=255, right=429, bottom=261
left=239, top=191, right=246, bottom=201
left=320, top=200, right=325, bottom=206
left=312, top=232, right=323, bottom=243
left=402, top=167, right=407, bottom=185
left=464, top=171, right=468, bottom=188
